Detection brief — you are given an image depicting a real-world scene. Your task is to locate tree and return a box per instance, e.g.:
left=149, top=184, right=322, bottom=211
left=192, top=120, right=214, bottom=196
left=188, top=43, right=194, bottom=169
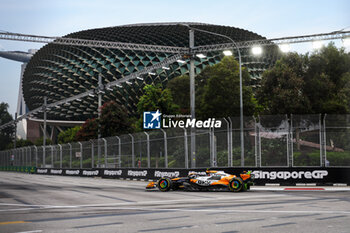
left=6, top=139, right=33, bottom=149
left=75, top=101, right=133, bottom=141
left=305, top=43, right=350, bottom=114
left=166, top=75, right=190, bottom=114
left=0, top=102, right=14, bottom=150
left=135, top=84, right=179, bottom=130
left=257, top=43, right=350, bottom=115
left=34, top=137, right=53, bottom=146
left=167, top=56, right=258, bottom=119
left=197, top=56, right=257, bottom=118
left=57, top=126, right=81, bottom=144
left=75, top=118, right=98, bottom=141
left=100, top=101, right=132, bottom=137
left=137, top=84, right=179, bottom=114
left=256, top=53, right=312, bottom=114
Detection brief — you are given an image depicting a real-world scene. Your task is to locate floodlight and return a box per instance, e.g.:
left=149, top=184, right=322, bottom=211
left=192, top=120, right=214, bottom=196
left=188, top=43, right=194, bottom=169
left=126, top=81, right=132, bottom=85
left=196, top=53, right=206, bottom=58
left=223, top=50, right=233, bottom=56
left=136, top=76, right=144, bottom=80
left=148, top=72, right=156, bottom=75
left=252, top=46, right=262, bottom=55
left=312, top=41, right=323, bottom=49
left=162, top=66, right=170, bottom=70
left=279, top=44, right=290, bottom=53
left=176, top=59, right=186, bottom=64
left=343, top=38, right=350, bottom=47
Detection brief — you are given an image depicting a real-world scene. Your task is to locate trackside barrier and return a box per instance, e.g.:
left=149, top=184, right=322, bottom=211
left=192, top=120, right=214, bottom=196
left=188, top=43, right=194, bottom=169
left=27, top=167, right=350, bottom=185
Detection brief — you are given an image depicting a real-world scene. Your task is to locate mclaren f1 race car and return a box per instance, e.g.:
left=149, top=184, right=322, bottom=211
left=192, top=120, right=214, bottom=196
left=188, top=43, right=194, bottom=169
left=146, top=170, right=254, bottom=192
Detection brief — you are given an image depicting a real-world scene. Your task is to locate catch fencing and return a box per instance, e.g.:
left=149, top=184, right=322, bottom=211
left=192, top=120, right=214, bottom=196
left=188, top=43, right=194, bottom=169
left=1, top=114, right=350, bottom=169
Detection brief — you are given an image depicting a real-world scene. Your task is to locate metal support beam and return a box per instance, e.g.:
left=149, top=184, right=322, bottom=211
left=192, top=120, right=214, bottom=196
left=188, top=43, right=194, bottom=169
left=0, top=31, right=188, bottom=53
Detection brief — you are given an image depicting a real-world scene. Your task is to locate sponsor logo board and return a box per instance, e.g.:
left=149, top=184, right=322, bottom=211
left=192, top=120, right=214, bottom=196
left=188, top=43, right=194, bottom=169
left=154, top=170, right=180, bottom=178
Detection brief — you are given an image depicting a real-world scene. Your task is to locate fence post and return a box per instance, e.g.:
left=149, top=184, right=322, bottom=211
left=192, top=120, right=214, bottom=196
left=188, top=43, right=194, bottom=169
left=102, top=138, right=107, bottom=168
left=323, top=114, right=327, bottom=167
left=17, top=148, right=20, bottom=166
left=319, top=114, right=323, bottom=166
left=42, top=146, right=45, bottom=168
left=78, top=142, right=83, bottom=169
left=286, top=114, right=290, bottom=167
left=160, top=129, right=168, bottom=168
left=253, top=117, right=258, bottom=167
left=129, top=134, right=135, bottom=168
left=33, top=146, right=37, bottom=167
left=28, top=146, right=32, bottom=167
left=209, top=127, right=214, bottom=167
left=290, top=114, right=294, bottom=167
left=50, top=145, right=54, bottom=168
left=144, top=132, right=150, bottom=168
left=223, top=118, right=230, bottom=167
left=228, top=118, right=233, bottom=167
left=183, top=128, right=189, bottom=169
left=68, top=143, right=72, bottom=168
left=58, top=144, right=62, bottom=168
left=114, top=136, right=121, bottom=168
left=258, top=115, right=262, bottom=167
left=90, top=140, right=94, bottom=168
left=24, top=147, right=27, bottom=166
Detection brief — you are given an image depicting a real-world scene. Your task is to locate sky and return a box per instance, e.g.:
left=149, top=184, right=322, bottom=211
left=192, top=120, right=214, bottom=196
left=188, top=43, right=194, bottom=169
left=0, top=0, right=349, bottom=117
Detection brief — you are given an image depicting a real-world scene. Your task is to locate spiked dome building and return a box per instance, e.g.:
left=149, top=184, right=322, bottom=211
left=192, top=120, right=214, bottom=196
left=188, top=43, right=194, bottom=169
left=22, top=23, right=279, bottom=121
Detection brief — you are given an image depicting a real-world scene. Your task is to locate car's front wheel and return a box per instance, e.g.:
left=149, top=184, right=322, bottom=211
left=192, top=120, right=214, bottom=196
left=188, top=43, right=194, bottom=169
left=228, top=177, right=243, bottom=192
left=157, top=177, right=172, bottom=192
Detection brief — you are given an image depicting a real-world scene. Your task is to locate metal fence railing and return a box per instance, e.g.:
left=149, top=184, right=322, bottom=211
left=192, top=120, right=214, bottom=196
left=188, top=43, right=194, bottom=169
left=1, top=114, right=350, bottom=168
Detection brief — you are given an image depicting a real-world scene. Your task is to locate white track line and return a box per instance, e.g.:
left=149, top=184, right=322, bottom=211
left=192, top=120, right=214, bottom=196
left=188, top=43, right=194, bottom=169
left=0, top=194, right=287, bottom=212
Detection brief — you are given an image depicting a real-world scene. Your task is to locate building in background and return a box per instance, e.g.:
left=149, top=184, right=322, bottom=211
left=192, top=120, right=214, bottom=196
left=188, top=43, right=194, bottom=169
left=22, top=23, right=279, bottom=122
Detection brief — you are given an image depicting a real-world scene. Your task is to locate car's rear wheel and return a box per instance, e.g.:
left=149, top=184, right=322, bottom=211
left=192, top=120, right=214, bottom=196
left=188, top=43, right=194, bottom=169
left=229, top=177, right=243, bottom=192
left=158, top=178, right=172, bottom=192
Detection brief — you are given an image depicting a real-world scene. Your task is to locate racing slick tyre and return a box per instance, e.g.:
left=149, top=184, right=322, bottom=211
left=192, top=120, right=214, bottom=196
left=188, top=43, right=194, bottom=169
left=157, top=177, right=172, bottom=192
left=229, top=177, right=244, bottom=192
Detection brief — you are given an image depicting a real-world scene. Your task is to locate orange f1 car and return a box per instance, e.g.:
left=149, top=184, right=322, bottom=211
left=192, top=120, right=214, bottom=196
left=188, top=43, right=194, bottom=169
left=146, top=170, right=254, bottom=192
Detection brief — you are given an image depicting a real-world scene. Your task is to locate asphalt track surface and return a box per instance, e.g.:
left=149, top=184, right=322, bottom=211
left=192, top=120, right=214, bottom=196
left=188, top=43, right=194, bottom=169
left=0, top=172, right=349, bottom=233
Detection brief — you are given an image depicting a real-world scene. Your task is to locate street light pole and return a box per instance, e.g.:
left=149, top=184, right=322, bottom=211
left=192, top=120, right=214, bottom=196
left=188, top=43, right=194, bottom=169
left=97, top=74, right=102, bottom=167
left=182, top=25, right=245, bottom=166
left=43, top=96, right=47, bottom=167
left=14, top=112, right=17, bottom=149
left=189, top=29, right=196, bottom=168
